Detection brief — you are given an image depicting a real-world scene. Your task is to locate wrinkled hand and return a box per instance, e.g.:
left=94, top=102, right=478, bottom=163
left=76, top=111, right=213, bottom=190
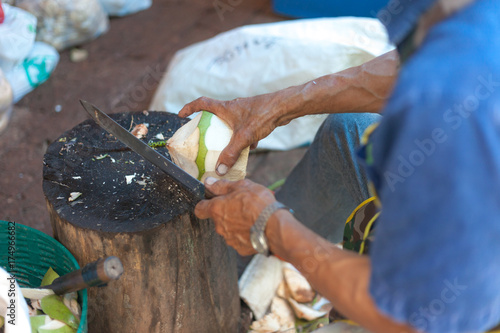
left=195, top=177, right=276, bottom=255
left=179, top=95, right=288, bottom=176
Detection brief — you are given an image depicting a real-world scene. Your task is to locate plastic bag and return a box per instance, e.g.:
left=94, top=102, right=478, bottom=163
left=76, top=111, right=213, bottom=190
left=4, top=41, right=59, bottom=103
left=0, top=68, right=13, bottom=134
left=16, top=0, right=109, bottom=51
left=150, top=17, right=393, bottom=151
left=0, top=267, right=31, bottom=332
left=0, top=3, right=37, bottom=72
left=99, top=0, right=152, bottom=17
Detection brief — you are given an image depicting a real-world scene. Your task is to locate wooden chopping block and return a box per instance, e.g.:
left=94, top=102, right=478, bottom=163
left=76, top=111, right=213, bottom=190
left=42, top=111, right=241, bottom=333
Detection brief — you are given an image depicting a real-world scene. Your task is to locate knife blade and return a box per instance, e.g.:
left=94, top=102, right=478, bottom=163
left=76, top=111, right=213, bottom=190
left=79, top=100, right=214, bottom=202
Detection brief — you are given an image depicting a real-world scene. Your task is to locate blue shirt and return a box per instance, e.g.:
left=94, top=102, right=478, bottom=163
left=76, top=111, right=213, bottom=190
left=377, top=0, right=435, bottom=45
left=367, top=0, right=500, bottom=332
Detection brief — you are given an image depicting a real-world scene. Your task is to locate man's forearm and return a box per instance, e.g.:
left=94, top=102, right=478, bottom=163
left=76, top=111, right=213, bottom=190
left=266, top=210, right=415, bottom=333
left=272, top=50, right=399, bottom=127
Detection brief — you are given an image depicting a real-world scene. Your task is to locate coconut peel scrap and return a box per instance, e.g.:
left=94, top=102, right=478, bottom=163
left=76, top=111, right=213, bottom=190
left=248, top=261, right=332, bottom=332
left=131, top=123, right=148, bottom=139
left=283, top=263, right=315, bottom=303
left=288, top=298, right=327, bottom=321
left=167, top=111, right=249, bottom=182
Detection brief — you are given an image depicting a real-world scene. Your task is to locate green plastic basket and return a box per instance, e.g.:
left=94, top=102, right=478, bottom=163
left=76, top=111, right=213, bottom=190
left=0, top=221, right=88, bottom=332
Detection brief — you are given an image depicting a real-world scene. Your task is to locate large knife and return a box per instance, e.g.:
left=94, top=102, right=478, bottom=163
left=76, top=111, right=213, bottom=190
left=21, top=256, right=124, bottom=298
left=79, top=100, right=214, bottom=202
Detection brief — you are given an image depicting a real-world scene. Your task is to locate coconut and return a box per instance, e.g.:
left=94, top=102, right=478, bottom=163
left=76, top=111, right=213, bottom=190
left=63, top=292, right=81, bottom=319
left=283, top=264, right=315, bottom=303
left=30, top=315, right=52, bottom=332
left=131, top=123, right=148, bottom=139
left=270, top=297, right=295, bottom=329
left=249, top=313, right=281, bottom=333
left=21, top=287, right=54, bottom=299
left=41, top=295, right=80, bottom=330
left=239, top=255, right=284, bottom=320
left=276, top=281, right=291, bottom=300
left=167, top=111, right=249, bottom=182
left=287, top=298, right=327, bottom=321
left=38, top=319, right=76, bottom=333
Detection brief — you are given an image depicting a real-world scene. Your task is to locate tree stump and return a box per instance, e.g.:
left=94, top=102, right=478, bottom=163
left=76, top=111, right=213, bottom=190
left=42, top=111, right=241, bottom=333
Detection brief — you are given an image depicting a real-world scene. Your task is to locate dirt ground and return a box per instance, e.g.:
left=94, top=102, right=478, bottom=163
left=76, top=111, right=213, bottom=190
left=0, top=0, right=307, bottom=235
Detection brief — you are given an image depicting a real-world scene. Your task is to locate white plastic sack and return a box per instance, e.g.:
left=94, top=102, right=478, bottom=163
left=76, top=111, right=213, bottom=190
left=4, top=41, right=59, bottom=103
left=0, top=267, right=31, bottom=333
left=150, top=17, right=394, bottom=151
left=0, top=68, right=14, bottom=133
left=99, top=0, right=152, bottom=17
left=16, top=0, right=109, bottom=51
left=0, top=4, right=37, bottom=72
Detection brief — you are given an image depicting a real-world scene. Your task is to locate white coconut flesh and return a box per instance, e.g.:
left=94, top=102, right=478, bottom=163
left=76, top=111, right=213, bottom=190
left=30, top=315, right=52, bottom=332
left=38, top=319, right=75, bottom=333
left=21, top=287, right=54, bottom=299
left=167, top=111, right=249, bottom=182
left=203, top=115, right=232, bottom=151
left=288, top=298, right=327, bottom=321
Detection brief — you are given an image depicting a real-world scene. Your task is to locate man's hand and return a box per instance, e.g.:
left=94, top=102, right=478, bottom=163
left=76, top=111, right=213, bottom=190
left=178, top=51, right=399, bottom=175
left=194, top=177, right=276, bottom=255
left=178, top=94, right=289, bottom=176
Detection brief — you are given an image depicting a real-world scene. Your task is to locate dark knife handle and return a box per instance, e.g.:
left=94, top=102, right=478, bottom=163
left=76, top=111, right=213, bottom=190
left=44, top=256, right=123, bottom=295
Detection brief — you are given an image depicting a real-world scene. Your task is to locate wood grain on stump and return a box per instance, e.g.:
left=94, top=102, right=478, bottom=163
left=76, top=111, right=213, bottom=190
left=42, top=111, right=240, bottom=333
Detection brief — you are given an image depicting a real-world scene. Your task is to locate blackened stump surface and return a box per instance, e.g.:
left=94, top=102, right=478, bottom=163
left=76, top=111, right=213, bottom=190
left=43, top=111, right=191, bottom=233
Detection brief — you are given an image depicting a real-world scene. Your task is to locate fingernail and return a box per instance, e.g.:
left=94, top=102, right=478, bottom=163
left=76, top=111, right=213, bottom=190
left=217, top=164, right=228, bottom=175
left=205, top=177, right=217, bottom=185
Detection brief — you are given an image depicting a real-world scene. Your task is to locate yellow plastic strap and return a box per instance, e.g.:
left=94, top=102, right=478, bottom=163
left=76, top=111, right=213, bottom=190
left=358, top=211, right=380, bottom=255
left=345, top=197, right=376, bottom=225
left=369, top=183, right=382, bottom=208
left=360, top=122, right=379, bottom=145
left=360, top=122, right=382, bottom=206
left=334, top=319, right=359, bottom=326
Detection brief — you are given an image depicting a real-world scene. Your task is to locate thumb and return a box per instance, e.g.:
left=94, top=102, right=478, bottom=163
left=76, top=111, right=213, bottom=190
left=204, top=178, right=239, bottom=196
left=194, top=199, right=212, bottom=220
left=216, top=135, right=249, bottom=176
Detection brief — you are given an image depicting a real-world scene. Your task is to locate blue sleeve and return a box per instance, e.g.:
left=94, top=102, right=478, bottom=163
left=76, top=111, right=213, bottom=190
left=367, top=2, right=500, bottom=332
